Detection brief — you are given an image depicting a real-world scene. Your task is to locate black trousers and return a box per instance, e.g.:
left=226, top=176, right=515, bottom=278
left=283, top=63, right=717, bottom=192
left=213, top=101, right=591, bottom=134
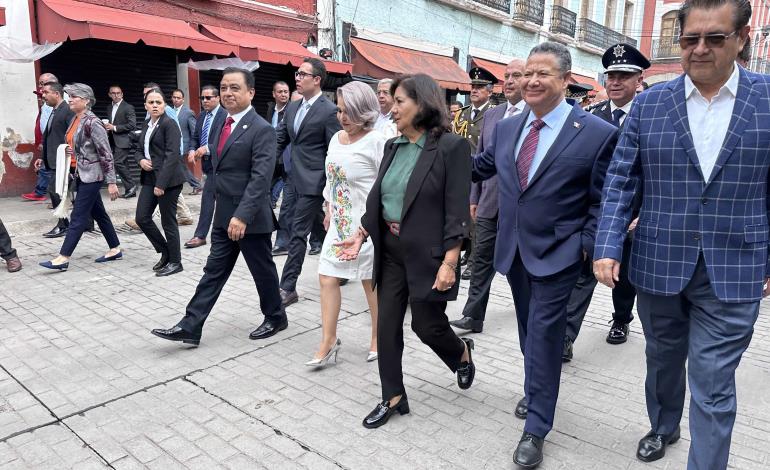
left=135, top=184, right=183, bottom=263
left=112, top=146, right=135, bottom=190
left=59, top=180, right=120, bottom=257
left=193, top=171, right=215, bottom=240
left=279, top=194, right=325, bottom=292
left=179, top=227, right=284, bottom=335
left=377, top=231, right=465, bottom=401
left=0, top=218, right=17, bottom=260
left=461, top=215, right=497, bottom=321
left=565, top=236, right=636, bottom=341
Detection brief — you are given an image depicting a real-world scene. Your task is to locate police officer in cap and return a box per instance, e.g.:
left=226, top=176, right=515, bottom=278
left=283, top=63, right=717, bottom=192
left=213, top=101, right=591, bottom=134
left=566, top=82, right=594, bottom=108
left=562, top=42, right=650, bottom=362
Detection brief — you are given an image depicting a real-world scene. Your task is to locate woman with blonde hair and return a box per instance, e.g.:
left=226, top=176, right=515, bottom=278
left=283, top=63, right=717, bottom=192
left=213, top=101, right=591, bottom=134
left=306, top=81, right=387, bottom=367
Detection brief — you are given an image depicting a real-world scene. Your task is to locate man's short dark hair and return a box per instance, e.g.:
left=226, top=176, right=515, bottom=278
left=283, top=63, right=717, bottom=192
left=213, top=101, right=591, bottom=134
left=143, top=82, right=160, bottom=90
left=201, top=85, right=219, bottom=96
left=678, top=0, right=752, bottom=32
left=172, top=88, right=184, bottom=97
left=739, top=36, right=752, bottom=63
left=109, top=84, right=123, bottom=91
left=44, top=81, right=64, bottom=97
left=303, top=57, right=327, bottom=87
left=222, top=67, right=255, bottom=89
left=451, top=101, right=463, bottom=108
left=273, top=81, right=289, bottom=91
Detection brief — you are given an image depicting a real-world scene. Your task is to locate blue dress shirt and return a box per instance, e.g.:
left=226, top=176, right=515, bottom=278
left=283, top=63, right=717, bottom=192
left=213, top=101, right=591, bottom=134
left=514, top=99, right=573, bottom=183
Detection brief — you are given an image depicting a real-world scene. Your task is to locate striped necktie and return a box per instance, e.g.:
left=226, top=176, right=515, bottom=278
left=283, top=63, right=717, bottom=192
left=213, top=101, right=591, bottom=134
left=200, top=112, right=212, bottom=147
left=516, top=119, right=546, bottom=190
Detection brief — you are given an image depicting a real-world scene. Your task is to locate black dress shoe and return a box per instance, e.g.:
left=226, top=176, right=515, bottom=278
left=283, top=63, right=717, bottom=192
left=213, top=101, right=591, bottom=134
left=271, top=246, right=288, bottom=256
left=150, top=326, right=201, bottom=346
left=122, top=188, right=137, bottom=199
left=461, top=266, right=472, bottom=280
left=308, top=246, right=321, bottom=255
left=562, top=337, right=573, bottom=362
left=152, top=254, right=169, bottom=271
left=637, top=426, right=680, bottom=462
left=280, top=289, right=298, bottom=307
left=42, top=225, right=68, bottom=238
left=249, top=316, right=288, bottom=340
left=513, top=432, right=544, bottom=468
left=449, top=316, right=483, bottom=333
left=155, top=262, right=183, bottom=277
left=606, top=320, right=630, bottom=344
left=514, top=397, right=528, bottom=419
left=457, top=338, right=475, bottom=390
left=362, top=397, right=409, bottom=429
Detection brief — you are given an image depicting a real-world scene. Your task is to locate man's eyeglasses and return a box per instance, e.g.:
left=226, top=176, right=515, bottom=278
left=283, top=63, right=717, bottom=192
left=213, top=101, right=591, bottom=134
left=294, top=71, right=316, bottom=80
left=678, top=31, right=738, bottom=49
left=199, top=95, right=217, bottom=101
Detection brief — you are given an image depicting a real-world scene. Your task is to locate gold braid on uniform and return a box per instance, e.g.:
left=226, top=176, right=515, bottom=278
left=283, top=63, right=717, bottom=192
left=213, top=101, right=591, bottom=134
left=452, top=112, right=469, bottom=139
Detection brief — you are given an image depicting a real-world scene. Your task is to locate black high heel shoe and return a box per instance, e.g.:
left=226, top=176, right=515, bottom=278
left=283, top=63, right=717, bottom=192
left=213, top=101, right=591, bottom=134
left=362, top=396, right=410, bottom=429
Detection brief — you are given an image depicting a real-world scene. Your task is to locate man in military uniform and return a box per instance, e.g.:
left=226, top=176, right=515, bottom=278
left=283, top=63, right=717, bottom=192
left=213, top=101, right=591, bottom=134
left=453, top=66, right=496, bottom=279
left=565, top=82, right=594, bottom=108
left=562, top=42, right=650, bottom=362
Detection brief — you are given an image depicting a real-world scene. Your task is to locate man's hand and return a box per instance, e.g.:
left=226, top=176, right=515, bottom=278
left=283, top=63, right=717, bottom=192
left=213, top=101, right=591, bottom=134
left=593, top=258, right=620, bottom=288
left=470, top=204, right=478, bottom=221
left=228, top=217, right=247, bottom=241
left=107, top=183, right=119, bottom=201
left=139, top=159, right=153, bottom=171
left=153, top=187, right=164, bottom=197
left=34, top=158, right=43, bottom=171
left=187, top=150, right=196, bottom=164
left=195, top=146, right=207, bottom=158
left=763, top=277, right=770, bottom=298
left=105, top=123, right=116, bottom=131
left=628, top=217, right=639, bottom=232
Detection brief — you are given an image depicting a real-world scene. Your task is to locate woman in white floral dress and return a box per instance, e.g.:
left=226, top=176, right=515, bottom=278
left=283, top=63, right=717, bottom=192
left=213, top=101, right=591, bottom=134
left=306, top=82, right=387, bottom=367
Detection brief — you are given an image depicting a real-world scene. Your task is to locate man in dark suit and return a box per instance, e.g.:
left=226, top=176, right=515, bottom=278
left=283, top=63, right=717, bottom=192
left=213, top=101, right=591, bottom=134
left=171, top=89, right=202, bottom=195
left=151, top=67, right=287, bottom=345
left=275, top=58, right=342, bottom=306
left=35, top=81, right=75, bottom=238
left=105, top=85, right=137, bottom=198
left=266, top=81, right=290, bottom=208
left=450, top=58, right=526, bottom=334
left=184, top=85, right=227, bottom=249
left=473, top=42, right=617, bottom=467
left=595, top=2, right=765, bottom=467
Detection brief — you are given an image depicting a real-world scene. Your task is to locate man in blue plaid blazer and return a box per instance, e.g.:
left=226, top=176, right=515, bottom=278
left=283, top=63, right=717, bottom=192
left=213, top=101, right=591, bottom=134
left=594, top=1, right=764, bottom=468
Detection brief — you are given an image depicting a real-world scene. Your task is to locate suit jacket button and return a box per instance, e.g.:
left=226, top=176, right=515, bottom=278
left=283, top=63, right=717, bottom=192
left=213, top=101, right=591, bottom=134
left=518, top=200, right=524, bottom=205
left=701, top=198, right=708, bottom=205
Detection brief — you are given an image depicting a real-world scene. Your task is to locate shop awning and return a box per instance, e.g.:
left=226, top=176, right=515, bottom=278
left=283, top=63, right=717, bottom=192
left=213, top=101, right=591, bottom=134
left=351, top=38, right=471, bottom=91
left=470, top=57, right=509, bottom=93
left=570, top=73, right=604, bottom=94
left=37, top=0, right=239, bottom=57
left=0, top=7, right=6, bottom=27
left=202, top=25, right=351, bottom=74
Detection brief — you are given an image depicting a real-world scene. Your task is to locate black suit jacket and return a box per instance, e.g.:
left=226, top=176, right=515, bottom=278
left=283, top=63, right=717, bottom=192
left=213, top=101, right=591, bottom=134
left=42, top=102, right=75, bottom=170
left=191, top=106, right=227, bottom=174
left=136, top=113, right=186, bottom=189
left=107, top=101, right=136, bottom=149
left=275, top=95, right=341, bottom=196
left=362, top=132, right=471, bottom=302
left=208, top=108, right=277, bottom=234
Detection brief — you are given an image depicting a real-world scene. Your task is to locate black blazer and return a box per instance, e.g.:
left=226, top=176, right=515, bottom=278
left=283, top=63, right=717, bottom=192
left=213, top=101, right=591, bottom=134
left=208, top=108, right=277, bottom=235
left=107, top=100, right=136, bottom=149
left=136, top=113, right=186, bottom=189
left=42, top=102, right=75, bottom=170
left=275, top=95, right=341, bottom=196
left=190, top=105, right=227, bottom=174
left=362, top=132, right=471, bottom=302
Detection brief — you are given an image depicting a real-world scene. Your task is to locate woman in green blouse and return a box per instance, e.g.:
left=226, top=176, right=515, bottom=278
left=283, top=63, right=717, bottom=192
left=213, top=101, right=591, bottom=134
left=337, top=74, right=476, bottom=428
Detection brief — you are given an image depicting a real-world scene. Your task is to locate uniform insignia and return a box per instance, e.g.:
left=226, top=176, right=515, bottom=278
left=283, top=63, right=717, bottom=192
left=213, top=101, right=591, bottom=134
left=613, top=44, right=625, bottom=58
left=242, top=125, right=248, bottom=129
left=573, top=121, right=581, bottom=129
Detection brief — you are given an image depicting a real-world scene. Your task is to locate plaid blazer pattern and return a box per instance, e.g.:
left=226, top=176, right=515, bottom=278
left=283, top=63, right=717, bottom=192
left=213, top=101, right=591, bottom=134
left=594, top=68, right=770, bottom=302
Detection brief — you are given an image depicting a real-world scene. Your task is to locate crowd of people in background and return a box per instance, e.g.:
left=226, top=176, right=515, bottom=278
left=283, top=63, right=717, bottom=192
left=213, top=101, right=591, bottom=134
left=1, top=1, right=767, bottom=469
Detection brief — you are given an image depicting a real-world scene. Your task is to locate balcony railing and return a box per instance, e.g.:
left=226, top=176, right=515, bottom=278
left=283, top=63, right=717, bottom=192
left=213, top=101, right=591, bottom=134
left=550, top=5, right=577, bottom=37
left=512, top=0, right=545, bottom=25
left=577, top=18, right=637, bottom=50
left=651, top=38, right=681, bottom=59
left=472, top=0, right=511, bottom=13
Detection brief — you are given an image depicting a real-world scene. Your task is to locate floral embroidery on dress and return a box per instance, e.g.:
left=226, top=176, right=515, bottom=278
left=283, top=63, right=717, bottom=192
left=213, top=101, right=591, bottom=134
left=326, top=162, right=353, bottom=257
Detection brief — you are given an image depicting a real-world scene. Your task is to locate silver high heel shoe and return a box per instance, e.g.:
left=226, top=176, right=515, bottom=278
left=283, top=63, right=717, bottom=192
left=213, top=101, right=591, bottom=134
left=305, top=338, right=341, bottom=368
left=366, top=351, right=378, bottom=362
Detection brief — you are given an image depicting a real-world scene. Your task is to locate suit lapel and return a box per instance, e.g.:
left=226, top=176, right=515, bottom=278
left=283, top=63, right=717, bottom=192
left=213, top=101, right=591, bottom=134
left=509, top=112, right=529, bottom=193
left=707, top=69, right=757, bottom=185
left=296, top=96, right=325, bottom=138
left=285, top=100, right=300, bottom=141
left=218, top=109, right=255, bottom=163
left=401, top=135, right=438, bottom=221
left=664, top=76, right=704, bottom=180
left=525, top=105, right=585, bottom=191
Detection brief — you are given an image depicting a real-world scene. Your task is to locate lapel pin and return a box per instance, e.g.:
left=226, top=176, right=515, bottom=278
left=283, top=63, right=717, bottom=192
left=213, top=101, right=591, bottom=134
left=573, top=121, right=581, bottom=129
left=242, top=125, right=248, bottom=129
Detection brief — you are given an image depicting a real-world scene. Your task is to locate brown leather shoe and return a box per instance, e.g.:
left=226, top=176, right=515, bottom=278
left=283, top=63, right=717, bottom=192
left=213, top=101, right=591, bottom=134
left=177, top=217, right=194, bottom=226
left=125, top=219, right=142, bottom=231
left=184, top=237, right=207, bottom=249
left=5, top=256, right=22, bottom=273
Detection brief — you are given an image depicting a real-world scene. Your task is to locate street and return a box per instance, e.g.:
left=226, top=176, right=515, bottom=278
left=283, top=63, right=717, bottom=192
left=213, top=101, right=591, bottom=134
left=1, top=197, right=769, bottom=469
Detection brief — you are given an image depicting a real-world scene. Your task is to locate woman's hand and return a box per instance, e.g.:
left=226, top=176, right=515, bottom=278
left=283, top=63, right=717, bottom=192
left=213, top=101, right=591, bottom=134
left=139, top=159, right=153, bottom=171
left=153, top=187, right=165, bottom=197
left=432, top=262, right=457, bottom=292
left=108, top=183, right=119, bottom=201
left=323, top=208, right=331, bottom=231
left=334, top=231, right=364, bottom=260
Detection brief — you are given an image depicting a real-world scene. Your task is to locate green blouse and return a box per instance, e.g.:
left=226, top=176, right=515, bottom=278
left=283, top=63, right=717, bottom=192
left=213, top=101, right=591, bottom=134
left=380, top=133, right=427, bottom=222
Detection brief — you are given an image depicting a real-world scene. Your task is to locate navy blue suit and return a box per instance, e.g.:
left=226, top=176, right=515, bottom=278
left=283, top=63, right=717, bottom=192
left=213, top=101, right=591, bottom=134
left=473, top=102, right=617, bottom=438
left=595, top=68, right=770, bottom=469
left=190, top=106, right=227, bottom=240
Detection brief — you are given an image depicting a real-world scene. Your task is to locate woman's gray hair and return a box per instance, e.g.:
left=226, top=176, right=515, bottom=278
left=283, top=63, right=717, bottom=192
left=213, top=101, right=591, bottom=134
left=64, top=83, right=96, bottom=109
left=336, top=81, right=380, bottom=130
left=528, top=41, right=572, bottom=75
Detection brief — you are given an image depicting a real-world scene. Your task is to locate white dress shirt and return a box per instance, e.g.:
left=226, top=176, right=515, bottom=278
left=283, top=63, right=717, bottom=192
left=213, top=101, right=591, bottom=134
left=143, top=118, right=160, bottom=161
left=111, top=100, right=122, bottom=122
left=685, top=65, right=739, bottom=182
left=514, top=100, right=573, bottom=183
left=227, top=105, right=253, bottom=129
left=609, top=99, right=633, bottom=126
left=294, top=91, right=323, bottom=131
left=505, top=100, right=526, bottom=118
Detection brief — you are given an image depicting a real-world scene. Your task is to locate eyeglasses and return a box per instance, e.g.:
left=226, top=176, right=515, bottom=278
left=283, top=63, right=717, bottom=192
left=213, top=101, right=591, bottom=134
left=199, top=95, right=217, bottom=101
left=678, top=31, right=738, bottom=49
left=294, top=71, right=316, bottom=79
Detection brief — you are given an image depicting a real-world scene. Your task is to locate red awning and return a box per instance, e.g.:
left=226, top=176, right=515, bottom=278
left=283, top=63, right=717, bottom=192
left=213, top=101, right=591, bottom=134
left=570, top=73, right=605, bottom=94
left=37, top=0, right=238, bottom=56
left=470, top=57, right=510, bottom=93
left=351, top=38, right=471, bottom=91
left=0, top=7, right=6, bottom=27
left=202, top=25, right=351, bottom=74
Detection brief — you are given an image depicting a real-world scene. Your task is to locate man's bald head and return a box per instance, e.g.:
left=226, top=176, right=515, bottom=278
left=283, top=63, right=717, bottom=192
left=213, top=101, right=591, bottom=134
left=503, top=58, right=526, bottom=104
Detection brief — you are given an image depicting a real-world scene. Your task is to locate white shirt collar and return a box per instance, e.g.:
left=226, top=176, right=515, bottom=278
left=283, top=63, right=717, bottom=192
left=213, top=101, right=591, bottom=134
left=684, top=64, right=739, bottom=101
left=507, top=100, right=526, bottom=113
left=303, top=91, right=323, bottom=108
left=207, top=104, right=221, bottom=116
left=228, top=105, right=252, bottom=128
left=112, top=100, right=122, bottom=107
left=610, top=99, right=633, bottom=115
left=275, top=102, right=288, bottom=113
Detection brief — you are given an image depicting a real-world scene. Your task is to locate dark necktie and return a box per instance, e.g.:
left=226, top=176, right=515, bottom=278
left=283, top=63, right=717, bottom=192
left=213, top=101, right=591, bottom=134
left=216, top=117, right=235, bottom=157
left=201, top=112, right=212, bottom=147
left=516, top=119, right=546, bottom=190
left=612, top=108, right=625, bottom=124
left=471, top=108, right=478, bottom=121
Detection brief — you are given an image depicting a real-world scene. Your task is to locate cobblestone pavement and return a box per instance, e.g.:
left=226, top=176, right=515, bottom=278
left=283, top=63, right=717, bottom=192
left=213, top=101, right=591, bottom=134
left=1, top=213, right=770, bottom=469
